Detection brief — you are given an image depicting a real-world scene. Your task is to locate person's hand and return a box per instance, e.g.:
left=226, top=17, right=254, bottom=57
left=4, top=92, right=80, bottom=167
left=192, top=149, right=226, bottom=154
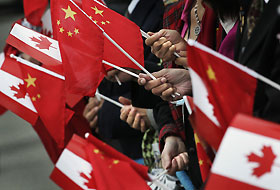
left=145, top=29, right=187, bottom=62
left=105, top=69, right=140, bottom=83
left=119, top=96, right=148, bottom=132
left=161, top=136, right=188, bottom=176
left=83, top=97, right=104, bottom=132
left=175, top=51, right=188, bottom=68
left=138, top=68, right=192, bottom=101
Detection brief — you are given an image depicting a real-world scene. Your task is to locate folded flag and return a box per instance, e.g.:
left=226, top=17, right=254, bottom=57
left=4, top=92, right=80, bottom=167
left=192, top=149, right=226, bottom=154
left=0, top=52, right=38, bottom=124
left=51, top=0, right=104, bottom=96
left=206, top=114, right=280, bottom=190
left=51, top=134, right=150, bottom=190
left=187, top=40, right=257, bottom=150
left=6, top=23, right=63, bottom=75
left=23, top=0, right=48, bottom=27
left=82, top=0, right=144, bottom=71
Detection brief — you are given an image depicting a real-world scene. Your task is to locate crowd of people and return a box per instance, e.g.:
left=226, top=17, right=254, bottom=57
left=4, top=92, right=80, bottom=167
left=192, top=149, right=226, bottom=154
left=1, top=0, right=280, bottom=189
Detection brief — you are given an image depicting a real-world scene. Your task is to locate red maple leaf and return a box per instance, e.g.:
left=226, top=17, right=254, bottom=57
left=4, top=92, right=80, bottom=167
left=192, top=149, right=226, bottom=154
left=80, top=170, right=96, bottom=189
left=10, top=83, right=27, bottom=99
left=30, top=36, right=56, bottom=50
left=247, top=145, right=276, bottom=178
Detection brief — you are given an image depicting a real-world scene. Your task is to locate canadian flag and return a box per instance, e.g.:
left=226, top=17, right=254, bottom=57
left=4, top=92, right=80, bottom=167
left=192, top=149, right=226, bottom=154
left=6, top=23, right=63, bottom=75
left=51, top=135, right=96, bottom=190
left=187, top=40, right=257, bottom=150
left=0, top=52, right=38, bottom=124
left=206, top=114, right=280, bottom=190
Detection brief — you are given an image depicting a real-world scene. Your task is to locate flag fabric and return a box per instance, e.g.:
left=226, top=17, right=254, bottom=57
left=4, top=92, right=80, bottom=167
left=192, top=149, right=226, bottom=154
left=206, top=114, right=280, bottom=190
left=23, top=0, right=49, bottom=26
left=17, top=56, right=66, bottom=147
left=0, top=105, right=6, bottom=115
left=51, top=134, right=96, bottom=190
left=187, top=40, right=257, bottom=150
left=51, top=0, right=104, bottom=96
left=82, top=0, right=144, bottom=71
left=0, top=52, right=38, bottom=124
left=6, top=23, right=64, bottom=75
left=51, top=134, right=150, bottom=190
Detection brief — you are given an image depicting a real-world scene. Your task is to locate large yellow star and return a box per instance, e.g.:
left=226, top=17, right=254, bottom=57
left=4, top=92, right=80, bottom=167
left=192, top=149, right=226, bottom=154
left=62, top=6, right=77, bottom=21
left=91, top=6, right=104, bottom=16
left=24, top=73, right=36, bottom=88
left=206, top=65, right=217, bottom=81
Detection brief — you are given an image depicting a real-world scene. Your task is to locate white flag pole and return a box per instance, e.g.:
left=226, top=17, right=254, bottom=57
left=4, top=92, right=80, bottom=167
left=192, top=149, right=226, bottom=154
left=102, top=60, right=139, bottom=78
left=10, top=54, right=65, bottom=80
left=188, top=39, right=280, bottom=92
left=95, top=91, right=124, bottom=108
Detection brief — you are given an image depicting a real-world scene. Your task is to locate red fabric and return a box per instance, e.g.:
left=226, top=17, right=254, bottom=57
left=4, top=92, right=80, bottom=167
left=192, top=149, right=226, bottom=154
left=0, top=105, right=6, bottom=115
left=82, top=0, right=144, bottom=72
left=188, top=43, right=257, bottom=150
left=23, top=0, right=48, bottom=26
left=19, top=60, right=66, bottom=147
left=51, top=0, right=104, bottom=96
left=0, top=54, right=38, bottom=124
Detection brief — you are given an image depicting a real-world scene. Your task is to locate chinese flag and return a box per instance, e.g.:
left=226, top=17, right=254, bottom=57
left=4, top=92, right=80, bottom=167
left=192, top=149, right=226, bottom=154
left=18, top=57, right=66, bottom=147
left=187, top=40, right=257, bottom=150
left=0, top=53, right=38, bottom=124
left=51, top=0, right=104, bottom=96
left=23, top=0, right=48, bottom=26
left=82, top=0, right=144, bottom=71
left=206, top=114, right=280, bottom=190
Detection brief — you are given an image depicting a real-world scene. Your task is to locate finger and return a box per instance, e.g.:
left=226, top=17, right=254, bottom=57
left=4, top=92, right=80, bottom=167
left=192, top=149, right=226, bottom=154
left=120, top=106, right=131, bottom=121
left=179, top=152, right=189, bottom=166
left=144, top=78, right=164, bottom=91
left=145, top=30, right=165, bottom=46
left=168, top=158, right=179, bottom=176
left=89, top=116, right=98, bottom=129
left=151, top=83, right=173, bottom=96
left=161, top=151, right=172, bottom=171
left=132, top=113, right=141, bottom=130
left=161, top=87, right=176, bottom=98
left=154, top=41, right=173, bottom=59
left=162, top=45, right=176, bottom=62
left=126, top=108, right=137, bottom=126
left=118, top=96, right=132, bottom=105
left=151, top=37, right=168, bottom=55
left=85, top=107, right=99, bottom=122
left=140, top=118, right=146, bottom=133
left=174, top=156, right=186, bottom=171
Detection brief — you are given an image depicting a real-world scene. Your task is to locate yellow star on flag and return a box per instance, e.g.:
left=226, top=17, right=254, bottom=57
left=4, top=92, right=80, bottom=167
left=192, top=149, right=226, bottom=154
left=59, top=27, right=64, bottom=33
left=89, top=16, right=92, bottom=19
left=106, top=21, right=110, bottom=24
left=37, top=94, right=41, bottom=99
left=67, top=31, right=73, bottom=37
left=57, top=20, right=61, bottom=25
left=206, top=65, right=217, bottom=81
left=101, top=21, right=106, bottom=25
left=24, top=73, right=36, bottom=88
left=113, top=160, right=119, bottom=164
left=199, top=160, right=204, bottom=166
left=91, top=6, right=104, bottom=16
left=93, top=149, right=100, bottom=154
left=93, top=20, right=98, bottom=24
left=32, top=96, right=36, bottom=101
left=62, top=5, right=77, bottom=21
left=74, top=28, right=79, bottom=35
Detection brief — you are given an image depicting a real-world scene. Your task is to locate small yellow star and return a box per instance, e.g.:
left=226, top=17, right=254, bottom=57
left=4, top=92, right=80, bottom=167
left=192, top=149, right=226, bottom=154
left=101, top=21, right=106, bottom=25
left=91, top=6, right=104, bottom=16
left=113, top=160, right=119, bottom=164
left=106, top=20, right=110, bottom=24
left=24, top=73, right=36, bottom=88
left=59, top=27, right=64, bottom=33
left=74, top=28, right=79, bottom=35
left=37, top=94, right=41, bottom=99
left=199, top=160, right=203, bottom=166
left=89, top=16, right=92, bottom=19
left=206, top=65, right=217, bottom=81
left=93, top=149, right=99, bottom=154
left=67, top=31, right=73, bottom=37
left=93, top=20, right=98, bottom=24
left=194, top=133, right=200, bottom=145
left=32, top=96, right=36, bottom=101
left=62, top=5, right=77, bottom=21
left=57, top=20, right=61, bottom=25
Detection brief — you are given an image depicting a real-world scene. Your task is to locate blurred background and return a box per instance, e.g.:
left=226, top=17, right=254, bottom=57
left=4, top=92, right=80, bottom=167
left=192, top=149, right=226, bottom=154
left=0, top=0, right=130, bottom=189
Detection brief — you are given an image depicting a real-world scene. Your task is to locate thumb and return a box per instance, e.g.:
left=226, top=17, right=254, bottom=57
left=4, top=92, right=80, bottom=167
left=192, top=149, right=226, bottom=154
left=161, top=150, right=172, bottom=170
left=118, top=96, right=132, bottom=105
